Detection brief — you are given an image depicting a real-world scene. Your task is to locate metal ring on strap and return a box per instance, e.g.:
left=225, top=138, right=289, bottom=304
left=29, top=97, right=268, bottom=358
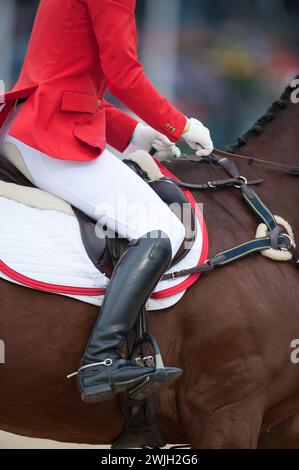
left=255, top=215, right=296, bottom=261
left=280, top=234, right=294, bottom=252
left=234, top=176, right=248, bottom=189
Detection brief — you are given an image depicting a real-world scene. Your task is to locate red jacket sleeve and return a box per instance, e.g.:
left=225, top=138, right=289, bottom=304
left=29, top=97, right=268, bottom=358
left=86, top=0, right=186, bottom=142
left=102, top=99, right=138, bottom=152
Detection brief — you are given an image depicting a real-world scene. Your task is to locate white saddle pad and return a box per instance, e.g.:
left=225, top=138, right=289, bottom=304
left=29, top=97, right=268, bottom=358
left=0, top=184, right=208, bottom=312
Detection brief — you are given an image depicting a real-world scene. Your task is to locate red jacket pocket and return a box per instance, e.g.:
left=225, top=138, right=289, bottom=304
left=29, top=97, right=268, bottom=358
left=61, top=91, right=99, bottom=114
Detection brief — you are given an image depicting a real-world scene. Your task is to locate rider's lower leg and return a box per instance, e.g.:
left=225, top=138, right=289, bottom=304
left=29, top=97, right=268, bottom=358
left=76, top=230, right=183, bottom=402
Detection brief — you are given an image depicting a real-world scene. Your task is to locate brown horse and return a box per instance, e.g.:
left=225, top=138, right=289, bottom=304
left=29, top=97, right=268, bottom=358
left=0, top=79, right=298, bottom=448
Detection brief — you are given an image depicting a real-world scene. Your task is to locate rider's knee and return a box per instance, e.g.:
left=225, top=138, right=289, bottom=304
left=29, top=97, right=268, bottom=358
left=147, top=230, right=173, bottom=261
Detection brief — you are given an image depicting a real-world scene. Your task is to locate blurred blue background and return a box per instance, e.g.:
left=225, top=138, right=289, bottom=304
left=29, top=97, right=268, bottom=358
left=0, top=0, right=298, bottom=148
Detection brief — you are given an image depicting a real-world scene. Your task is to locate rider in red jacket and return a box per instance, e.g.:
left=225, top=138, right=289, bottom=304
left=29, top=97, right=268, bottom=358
left=0, top=0, right=213, bottom=402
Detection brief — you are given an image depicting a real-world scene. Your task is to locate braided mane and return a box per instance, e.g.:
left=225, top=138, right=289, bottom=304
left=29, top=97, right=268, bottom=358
left=228, top=75, right=299, bottom=153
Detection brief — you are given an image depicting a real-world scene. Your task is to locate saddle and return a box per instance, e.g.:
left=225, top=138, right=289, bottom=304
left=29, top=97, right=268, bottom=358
left=0, top=149, right=196, bottom=277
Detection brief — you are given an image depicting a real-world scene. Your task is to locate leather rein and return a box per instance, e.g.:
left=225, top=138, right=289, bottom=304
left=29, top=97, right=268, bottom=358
left=210, top=148, right=299, bottom=176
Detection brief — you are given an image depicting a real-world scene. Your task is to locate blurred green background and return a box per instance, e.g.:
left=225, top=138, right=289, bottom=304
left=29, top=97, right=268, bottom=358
left=0, top=0, right=298, bottom=148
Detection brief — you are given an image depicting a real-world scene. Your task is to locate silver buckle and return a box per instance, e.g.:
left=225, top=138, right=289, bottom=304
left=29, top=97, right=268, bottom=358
left=281, top=234, right=293, bottom=251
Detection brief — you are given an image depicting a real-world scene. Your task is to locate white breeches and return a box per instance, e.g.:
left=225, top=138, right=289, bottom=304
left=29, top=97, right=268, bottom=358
left=2, top=134, right=185, bottom=257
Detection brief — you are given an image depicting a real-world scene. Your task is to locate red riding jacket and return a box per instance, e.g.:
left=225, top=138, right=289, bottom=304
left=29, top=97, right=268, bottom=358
left=0, top=0, right=186, bottom=161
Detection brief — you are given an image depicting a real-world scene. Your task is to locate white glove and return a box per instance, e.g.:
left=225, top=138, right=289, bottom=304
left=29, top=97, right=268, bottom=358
left=131, top=123, right=181, bottom=158
left=182, top=118, right=213, bottom=156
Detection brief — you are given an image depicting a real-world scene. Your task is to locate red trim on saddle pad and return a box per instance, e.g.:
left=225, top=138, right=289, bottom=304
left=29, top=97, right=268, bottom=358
left=0, top=260, right=107, bottom=297
left=0, top=162, right=209, bottom=300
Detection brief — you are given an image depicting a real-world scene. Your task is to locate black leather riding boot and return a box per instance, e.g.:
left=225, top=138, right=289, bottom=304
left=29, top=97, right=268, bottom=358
left=76, top=231, right=183, bottom=402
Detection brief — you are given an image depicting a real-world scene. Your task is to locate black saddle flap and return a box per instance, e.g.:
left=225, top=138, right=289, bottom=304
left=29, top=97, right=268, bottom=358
left=149, top=179, right=197, bottom=266
left=72, top=207, right=109, bottom=271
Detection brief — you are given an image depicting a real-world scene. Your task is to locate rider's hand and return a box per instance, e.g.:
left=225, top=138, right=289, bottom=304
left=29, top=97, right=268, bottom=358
left=182, top=118, right=213, bottom=156
left=131, top=123, right=181, bottom=158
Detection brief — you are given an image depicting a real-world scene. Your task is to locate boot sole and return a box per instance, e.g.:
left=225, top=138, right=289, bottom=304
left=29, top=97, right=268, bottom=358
left=128, top=368, right=182, bottom=400
left=81, top=374, right=153, bottom=403
left=81, top=384, right=114, bottom=403
left=81, top=369, right=182, bottom=403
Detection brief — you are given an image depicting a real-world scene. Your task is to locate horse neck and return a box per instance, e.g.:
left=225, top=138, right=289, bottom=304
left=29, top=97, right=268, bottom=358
left=236, top=99, right=299, bottom=167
